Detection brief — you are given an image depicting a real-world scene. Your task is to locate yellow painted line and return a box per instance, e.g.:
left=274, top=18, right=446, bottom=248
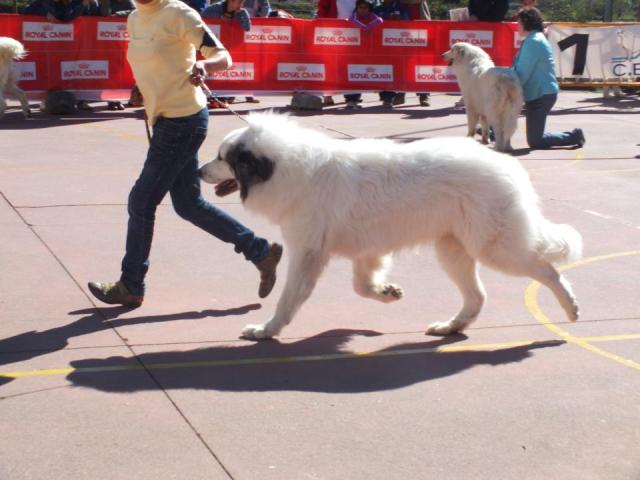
left=525, top=250, right=640, bottom=371
left=585, top=167, right=640, bottom=175
left=581, top=333, right=640, bottom=342
left=3, top=330, right=640, bottom=380
left=0, top=339, right=563, bottom=379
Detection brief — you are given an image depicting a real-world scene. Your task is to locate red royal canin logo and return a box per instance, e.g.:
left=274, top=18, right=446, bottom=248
left=434, top=67, right=441, bottom=74
left=400, top=31, right=410, bottom=37
left=296, top=65, right=307, bottom=72
left=466, top=32, right=476, bottom=38
left=366, top=67, right=375, bottom=73
left=332, top=30, right=343, bottom=35
left=117, top=24, right=126, bottom=31
left=262, top=27, right=272, bottom=33
left=42, top=24, right=53, bottom=31
left=79, top=63, right=89, bottom=69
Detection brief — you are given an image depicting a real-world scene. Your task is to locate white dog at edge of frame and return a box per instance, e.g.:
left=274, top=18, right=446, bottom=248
left=200, top=113, right=582, bottom=340
left=0, top=37, right=31, bottom=120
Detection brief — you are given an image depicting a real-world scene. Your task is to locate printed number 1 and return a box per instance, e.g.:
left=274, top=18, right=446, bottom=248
left=557, top=33, right=590, bottom=76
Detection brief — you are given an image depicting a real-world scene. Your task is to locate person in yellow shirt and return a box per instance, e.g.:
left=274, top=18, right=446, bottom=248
left=88, top=0, right=282, bottom=307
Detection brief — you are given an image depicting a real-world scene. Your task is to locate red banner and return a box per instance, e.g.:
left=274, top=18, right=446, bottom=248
left=0, top=14, right=519, bottom=99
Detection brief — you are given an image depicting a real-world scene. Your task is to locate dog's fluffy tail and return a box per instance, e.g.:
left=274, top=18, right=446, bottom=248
left=537, top=220, right=583, bottom=264
left=0, top=37, right=27, bottom=62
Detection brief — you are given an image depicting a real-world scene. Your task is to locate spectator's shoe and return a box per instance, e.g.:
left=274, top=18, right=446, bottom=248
left=108, top=101, right=125, bottom=111
left=453, top=98, right=465, bottom=109
left=77, top=100, right=94, bottom=111
left=382, top=100, right=393, bottom=108
left=392, top=94, right=406, bottom=106
left=254, top=243, right=283, bottom=298
left=245, top=97, right=260, bottom=103
left=323, top=96, right=335, bottom=106
left=573, top=128, right=586, bottom=147
left=87, top=281, right=143, bottom=308
left=345, top=101, right=362, bottom=110
left=419, top=94, right=430, bottom=107
left=209, top=98, right=227, bottom=109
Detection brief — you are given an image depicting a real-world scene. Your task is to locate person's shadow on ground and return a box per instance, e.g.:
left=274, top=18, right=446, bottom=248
left=64, top=329, right=565, bottom=394
left=0, top=304, right=261, bottom=386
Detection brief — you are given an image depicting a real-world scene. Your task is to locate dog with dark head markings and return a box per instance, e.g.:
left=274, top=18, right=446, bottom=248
left=200, top=113, right=582, bottom=340
left=443, top=42, right=523, bottom=152
left=0, top=37, right=31, bottom=120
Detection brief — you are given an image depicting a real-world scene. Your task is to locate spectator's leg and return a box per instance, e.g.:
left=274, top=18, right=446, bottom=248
left=380, top=91, right=394, bottom=107
left=345, top=93, right=362, bottom=110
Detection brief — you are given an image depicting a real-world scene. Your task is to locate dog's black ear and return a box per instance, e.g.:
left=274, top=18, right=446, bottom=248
left=226, top=145, right=274, bottom=200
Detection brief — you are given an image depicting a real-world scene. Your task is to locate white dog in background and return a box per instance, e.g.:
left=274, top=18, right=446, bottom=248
left=443, top=42, right=523, bottom=152
left=0, top=37, right=31, bottom=120
left=200, top=113, right=582, bottom=340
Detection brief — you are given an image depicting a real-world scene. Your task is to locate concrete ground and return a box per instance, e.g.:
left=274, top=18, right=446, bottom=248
left=1, top=91, right=639, bottom=480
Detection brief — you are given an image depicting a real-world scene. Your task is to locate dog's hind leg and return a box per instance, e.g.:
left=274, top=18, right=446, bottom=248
left=427, top=235, right=486, bottom=336
left=352, top=254, right=403, bottom=303
left=7, top=85, right=31, bottom=119
left=242, top=248, right=329, bottom=340
left=523, top=259, right=579, bottom=322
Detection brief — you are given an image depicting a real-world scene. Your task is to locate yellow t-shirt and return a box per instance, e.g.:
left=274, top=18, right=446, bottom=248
left=127, top=0, right=227, bottom=125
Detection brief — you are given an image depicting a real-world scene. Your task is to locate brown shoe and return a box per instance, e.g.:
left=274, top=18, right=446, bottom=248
left=254, top=243, right=283, bottom=298
left=87, top=281, right=143, bottom=308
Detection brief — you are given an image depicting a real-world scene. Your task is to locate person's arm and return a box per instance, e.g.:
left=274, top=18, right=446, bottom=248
left=366, top=13, right=383, bottom=29
left=237, top=8, right=252, bottom=30
left=180, top=12, right=233, bottom=83
left=513, top=37, right=538, bottom=86
left=201, top=2, right=224, bottom=18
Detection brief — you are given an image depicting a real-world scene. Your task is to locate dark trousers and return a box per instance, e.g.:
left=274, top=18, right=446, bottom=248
left=525, top=93, right=579, bottom=149
left=120, top=108, right=268, bottom=295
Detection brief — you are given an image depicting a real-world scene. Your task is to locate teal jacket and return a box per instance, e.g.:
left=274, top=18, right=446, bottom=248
left=513, top=31, right=559, bottom=102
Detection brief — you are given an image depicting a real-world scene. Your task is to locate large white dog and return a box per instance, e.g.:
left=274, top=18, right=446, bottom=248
left=443, top=42, right=523, bottom=152
left=0, top=37, right=31, bottom=120
left=200, top=113, right=582, bottom=340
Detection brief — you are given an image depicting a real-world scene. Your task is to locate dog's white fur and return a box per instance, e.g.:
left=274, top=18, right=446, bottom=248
left=443, top=42, right=523, bottom=152
left=200, top=113, right=582, bottom=340
left=0, top=37, right=31, bottom=120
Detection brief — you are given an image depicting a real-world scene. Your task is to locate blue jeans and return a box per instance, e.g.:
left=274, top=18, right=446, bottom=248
left=120, top=108, right=269, bottom=295
left=525, top=93, right=579, bottom=149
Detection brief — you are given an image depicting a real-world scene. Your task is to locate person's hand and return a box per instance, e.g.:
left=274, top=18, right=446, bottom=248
left=190, top=63, right=206, bottom=87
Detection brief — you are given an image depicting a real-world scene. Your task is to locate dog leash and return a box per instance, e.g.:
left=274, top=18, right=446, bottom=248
left=201, top=82, right=249, bottom=125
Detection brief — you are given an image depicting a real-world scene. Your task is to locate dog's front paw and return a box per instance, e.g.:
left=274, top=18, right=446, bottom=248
left=426, top=321, right=459, bottom=336
left=380, top=283, right=404, bottom=301
left=242, top=323, right=275, bottom=341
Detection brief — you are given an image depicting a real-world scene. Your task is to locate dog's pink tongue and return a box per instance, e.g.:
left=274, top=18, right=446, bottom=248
left=214, top=179, right=239, bottom=197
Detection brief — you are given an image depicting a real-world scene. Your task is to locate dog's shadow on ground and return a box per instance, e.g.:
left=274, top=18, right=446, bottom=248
left=64, top=329, right=565, bottom=394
